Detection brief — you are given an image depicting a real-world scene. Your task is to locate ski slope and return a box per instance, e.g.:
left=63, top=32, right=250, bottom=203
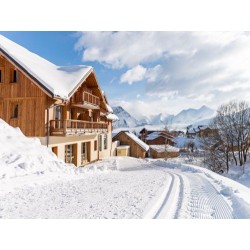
left=1, top=157, right=250, bottom=219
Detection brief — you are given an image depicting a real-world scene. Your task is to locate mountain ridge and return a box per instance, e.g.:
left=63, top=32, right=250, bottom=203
left=112, top=105, right=216, bottom=130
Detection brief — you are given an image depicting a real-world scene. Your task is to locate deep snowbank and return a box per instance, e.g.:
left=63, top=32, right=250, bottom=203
left=0, top=119, right=75, bottom=179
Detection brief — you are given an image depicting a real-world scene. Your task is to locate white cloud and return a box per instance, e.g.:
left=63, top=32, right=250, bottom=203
left=120, top=65, right=147, bottom=84
left=120, top=64, right=162, bottom=84
left=76, top=31, right=250, bottom=113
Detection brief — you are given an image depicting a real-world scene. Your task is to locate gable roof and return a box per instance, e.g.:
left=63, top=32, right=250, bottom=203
left=125, top=132, right=149, bottom=151
left=146, top=131, right=174, bottom=141
left=113, top=131, right=149, bottom=151
left=0, top=35, right=93, bottom=100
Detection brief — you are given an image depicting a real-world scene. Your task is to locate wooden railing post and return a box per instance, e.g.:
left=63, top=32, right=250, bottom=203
left=63, top=120, right=67, bottom=135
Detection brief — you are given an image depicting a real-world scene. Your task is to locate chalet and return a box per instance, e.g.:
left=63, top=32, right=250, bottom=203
left=112, top=131, right=149, bottom=158
left=149, top=145, right=180, bottom=159
left=0, top=35, right=118, bottom=167
left=186, top=125, right=214, bottom=138
left=139, top=128, right=175, bottom=146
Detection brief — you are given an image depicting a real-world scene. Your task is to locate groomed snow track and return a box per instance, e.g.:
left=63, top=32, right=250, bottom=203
left=144, top=167, right=234, bottom=219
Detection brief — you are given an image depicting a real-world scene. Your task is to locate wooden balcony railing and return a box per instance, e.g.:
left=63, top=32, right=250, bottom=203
left=50, top=119, right=108, bottom=136
left=72, top=91, right=100, bottom=107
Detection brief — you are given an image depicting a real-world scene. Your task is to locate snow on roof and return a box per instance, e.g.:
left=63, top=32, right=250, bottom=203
left=146, top=132, right=160, bottom=140
left=146, top=131, right=173, bottom=141
left=117, top=145, right=130, bottom=149
left=106, top=104, right=113, bottom=113
left=106, top=113, right=119, bottom=121
left=0, top=35, right=93, bottom=99
left=125, top=132, right=150, bottom=151
left=150, top=145, right=180, bottom=153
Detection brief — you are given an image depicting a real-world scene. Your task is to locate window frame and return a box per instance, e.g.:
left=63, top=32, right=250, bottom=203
left=0, top=67, right=3, bottom=83
left=103, top=134, right=108, bottom=150
left=10, top=68, right=18, bottom=83
left=98, top=134, right=102, bottom=151
left=11, top=103, right=19, bottom=119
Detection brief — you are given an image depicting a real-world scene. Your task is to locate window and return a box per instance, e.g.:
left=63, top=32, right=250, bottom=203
left=10, top=68, right=18, bottom=83
left=104, top=134, right=108, bottom=150
left=81, top=143, right=87, bottom=164
left=54, top=106, right=63, bottom=128
left=65, top=144, right=74, bottom=164
left=94, top=140, right=97, bottom=151
left=0, top=68, right=2, bottom=83
left=11, top=104, right=19, bottom=119
left=98, top=134, right=102, bottom=151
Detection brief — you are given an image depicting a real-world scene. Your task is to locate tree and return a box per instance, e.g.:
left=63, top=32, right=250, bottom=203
left=202, top=100, right=250, bottom=173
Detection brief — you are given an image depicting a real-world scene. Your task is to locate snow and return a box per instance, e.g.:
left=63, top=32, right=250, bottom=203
left=174, top=135, right=202, bottom=149
left=0, top=119, right=76, bottom=182
left=2, top=155, right=250, bottom=219
left=150, top=145, right=180, bottom=152
left=106, top=113, right=119, bottom=121
left=106, top=104, right=113, bottom=113
left=0, top=35, right=92, bottom=99
left=117, top=145, right=130, bottom=149
left=125, top=132, right=150, bottom=151
left=146, top=131, right=160, bottom=140
left=2, top=119, right=250, bottom=219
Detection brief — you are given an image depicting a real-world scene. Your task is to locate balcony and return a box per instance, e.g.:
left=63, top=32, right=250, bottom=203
left=71, top=91, right=100, bottom=109
left=50, top=119, right=108, bottom=136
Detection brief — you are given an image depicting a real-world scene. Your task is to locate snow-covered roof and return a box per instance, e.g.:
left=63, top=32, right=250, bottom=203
left=150, top=145, right=180, bottom=153
left=146, top=132, right=160, bottom=140
left=117, top=145, right=130, bottom=149
left=106, top=104, right=113, bottom=113
left=146, top=131, right=173, bottom=141
left=0, top=35, right=93, bottom=100
left=125, top=132, right=150, bottom=151
left=187, top=125, right=210, bottom=134
left=106, top=113, right=119, bottom=121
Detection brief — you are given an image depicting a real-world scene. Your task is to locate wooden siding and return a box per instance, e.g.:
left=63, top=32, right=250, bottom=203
left=0, top=54, right=111, bottom=138
left=0, top=55, right=52, bottom=137
left=146, top=136, right=175, bottom=146
left=150, top=148, right=179, bottom=159
left=113, top=132, right=147, bottom=158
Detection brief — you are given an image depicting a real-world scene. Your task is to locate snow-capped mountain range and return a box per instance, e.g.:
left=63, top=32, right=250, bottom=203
left=112, top=105, right=216, bottom=130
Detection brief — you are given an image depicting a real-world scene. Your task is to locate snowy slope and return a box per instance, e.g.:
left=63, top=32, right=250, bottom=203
left=0, top=119, right=76, bottom=180
left=173, top=105, right=215, bottom=124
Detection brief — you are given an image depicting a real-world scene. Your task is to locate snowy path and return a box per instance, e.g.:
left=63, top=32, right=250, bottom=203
left=1, top=157, right=250, bottom=219
left=144, top=166, right=234, bottom=219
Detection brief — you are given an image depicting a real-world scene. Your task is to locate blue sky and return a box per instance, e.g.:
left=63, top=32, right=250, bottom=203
left=1, top=31, right=250, bottom=119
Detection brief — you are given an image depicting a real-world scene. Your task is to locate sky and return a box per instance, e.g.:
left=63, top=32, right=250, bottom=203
left=1, top=31, right=250, bottom=119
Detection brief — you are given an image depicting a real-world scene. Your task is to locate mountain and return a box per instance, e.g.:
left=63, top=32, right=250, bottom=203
left=171, top=105, right=216, bottom=127
left=112, top=106, right=145, bottom=128
left=112, top=105, right=216, bottom=130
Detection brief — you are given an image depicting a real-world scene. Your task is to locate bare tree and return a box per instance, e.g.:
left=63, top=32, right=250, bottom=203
left=202, top=100, right=250, bottom=173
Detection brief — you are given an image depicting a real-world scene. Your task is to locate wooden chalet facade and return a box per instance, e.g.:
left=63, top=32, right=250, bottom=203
left=186, top=125, right=214, bottom=138
left=0, top=35, right=117, bottom=167
left=139, top=128, right=175, bottom=146
left=112, top=131, right=149, bottom=158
